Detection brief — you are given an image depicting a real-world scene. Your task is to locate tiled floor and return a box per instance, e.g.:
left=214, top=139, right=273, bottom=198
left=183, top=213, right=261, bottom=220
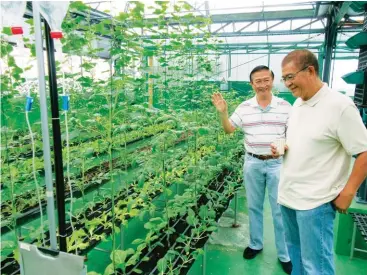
left=187, top=189, right=367, bottom=275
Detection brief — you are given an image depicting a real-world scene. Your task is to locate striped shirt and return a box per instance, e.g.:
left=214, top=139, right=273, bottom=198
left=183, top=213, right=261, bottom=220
left=229, top=95, right=292, bottom=155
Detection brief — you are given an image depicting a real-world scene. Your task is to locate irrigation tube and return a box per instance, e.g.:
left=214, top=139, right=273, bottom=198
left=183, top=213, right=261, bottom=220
left=32, top=2, right=57, bottom=250
left=25, top=110, right=45, bottom=247
left=64, top=108, right=76, bottom=247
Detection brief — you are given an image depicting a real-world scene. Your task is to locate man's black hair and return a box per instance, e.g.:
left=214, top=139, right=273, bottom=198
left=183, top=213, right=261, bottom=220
left=249, top=65, right=274, bottom=82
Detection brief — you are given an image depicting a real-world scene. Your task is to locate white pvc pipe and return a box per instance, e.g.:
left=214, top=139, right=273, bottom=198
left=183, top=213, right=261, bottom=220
left=33, top=2, right=57, bottom=249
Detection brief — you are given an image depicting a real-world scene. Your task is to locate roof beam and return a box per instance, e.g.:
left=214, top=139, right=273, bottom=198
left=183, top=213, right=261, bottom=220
left=142, top=26, right=361, bottom=39
left=261, top=20, right=286, bottom=32
left=213, top=22, right=231, bottom=34
left=138, top=9, right=322, bottom=27
left=210, top=9, right=317, bottom=23
left=236, top=22, right=255, bottom=33
left=293, top=18, right=322, bottom=31
left=144, top=41, right=353, bottom=52
left=143, top=29, right=321, bottom=39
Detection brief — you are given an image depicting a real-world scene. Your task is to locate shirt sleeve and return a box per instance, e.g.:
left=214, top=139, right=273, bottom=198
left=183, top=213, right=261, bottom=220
left=337, top=105, right=367, bottom=155
left=229, top=107, right=243, bottom=128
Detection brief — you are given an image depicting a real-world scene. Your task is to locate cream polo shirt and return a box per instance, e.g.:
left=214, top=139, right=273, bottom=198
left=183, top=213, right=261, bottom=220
left=278, top=84, right=367, bottom=210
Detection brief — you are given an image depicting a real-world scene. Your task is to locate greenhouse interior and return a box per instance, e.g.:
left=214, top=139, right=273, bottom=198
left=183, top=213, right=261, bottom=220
left=1, top=1, right=367, bottom=275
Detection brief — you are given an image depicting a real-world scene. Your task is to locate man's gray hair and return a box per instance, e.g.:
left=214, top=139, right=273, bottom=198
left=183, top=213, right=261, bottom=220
left=282, top=49, right=319, bottom=76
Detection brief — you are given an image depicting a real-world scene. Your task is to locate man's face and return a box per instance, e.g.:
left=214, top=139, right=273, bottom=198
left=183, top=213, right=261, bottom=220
left=250, top=70, right=273, bottom=96
left=281, top=61, right=310, bottom=99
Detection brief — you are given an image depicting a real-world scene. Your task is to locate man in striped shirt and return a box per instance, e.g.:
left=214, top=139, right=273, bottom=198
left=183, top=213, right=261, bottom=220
left=212, top=65, right=292, bottom=274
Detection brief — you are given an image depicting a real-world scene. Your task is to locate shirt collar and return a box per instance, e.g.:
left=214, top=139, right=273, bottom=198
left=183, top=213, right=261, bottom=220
left=249, top=93, right=278, bottom=108
left=296, top=83, right=329, bottom=107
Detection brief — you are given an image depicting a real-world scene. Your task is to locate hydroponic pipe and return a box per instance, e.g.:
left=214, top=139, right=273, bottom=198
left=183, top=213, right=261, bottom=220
left=32, top=2, right=57, bottom=250
left=44, top=21, right=67, bottom=252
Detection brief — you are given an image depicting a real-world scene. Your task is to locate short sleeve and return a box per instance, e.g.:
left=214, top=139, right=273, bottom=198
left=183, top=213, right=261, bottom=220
left=337, top=105, right=367, bottom=155
left=229, top=107, right=243, bottom=128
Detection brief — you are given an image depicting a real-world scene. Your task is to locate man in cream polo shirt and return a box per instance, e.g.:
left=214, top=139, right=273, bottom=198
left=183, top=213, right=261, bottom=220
left=272, top=49, right=367, bottom=275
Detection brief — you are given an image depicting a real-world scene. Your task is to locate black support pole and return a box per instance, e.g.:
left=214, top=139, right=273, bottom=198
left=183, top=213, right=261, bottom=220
left=44, top=22, right=67, bottom=252
left=323, top=14, right=337, bottom=84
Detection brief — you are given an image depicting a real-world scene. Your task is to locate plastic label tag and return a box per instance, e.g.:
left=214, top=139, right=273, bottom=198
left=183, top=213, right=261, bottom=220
left=50, top=31, right=63, bottom=39
left=11, top=27, right=23, bottom=35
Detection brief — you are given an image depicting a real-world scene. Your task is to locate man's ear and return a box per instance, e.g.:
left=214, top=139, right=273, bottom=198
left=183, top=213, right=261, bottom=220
left=308, top=66, right=317, bottom=76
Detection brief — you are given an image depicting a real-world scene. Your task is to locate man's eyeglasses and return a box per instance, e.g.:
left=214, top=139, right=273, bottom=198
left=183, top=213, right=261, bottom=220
left=281, top=66, right=309, bottom=83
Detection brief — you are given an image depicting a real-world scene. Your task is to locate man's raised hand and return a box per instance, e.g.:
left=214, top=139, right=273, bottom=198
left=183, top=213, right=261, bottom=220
left=212, top=92, right=228, bottom=114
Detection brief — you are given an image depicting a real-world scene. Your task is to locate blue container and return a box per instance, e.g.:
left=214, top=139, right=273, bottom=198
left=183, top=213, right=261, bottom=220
left=25, top=96, right=33, bottom=112
left=62, top=95, right=69, bottom=111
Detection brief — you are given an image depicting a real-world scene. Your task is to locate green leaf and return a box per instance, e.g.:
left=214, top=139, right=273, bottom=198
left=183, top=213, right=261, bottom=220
left=116, top=12, right=129, bottom=21
left=157, top=258, right=167, bottom=273
left=143, top=49, right=155, bottom=56
left=206, top=226, right=217, bottom=232
left=126, top=253, right=139, bottom=266
left=164, top=188, right=172, bottom=197
left=137, top=243, right=147, bottom=252
left=132, top=269, right=143, bottom=274
left=208, top=157, right=218, bottom=166
left=198, top=127, right=210, bottom=135
left=1, top=41, right=13, bottom=56
left=81, top=62, right=96, bottom=71
left=110, top=250, right=128, bottom=265
left=186, top=208, right=197, bottom=226
left=132, top=238, right=144, bottom=245
left=77, top=76, right=93, bottom=87
left=70, top=1, right=89, bottom=11
left=103, top=263, right=114, bottom=275
left=188, top=208, right=195, bottom=217
left=143, top=39, right=155, bottom=45
left=114, top=225, right=121, bottom=234
left=126, top=248, right=135, bottom=255
left=150, top=217, right=163, bottom=222
left=144, top=222, right=154, bottom=230
left=199, top=205, right=208, bottom=219
left=176, top=236, right=185, bottom=243
left=2, top=27, right=12, bottom=35
left=148, top=74, right=161, bottom=79
left=208, top=209, right=216, bottom=218
left=183, top=3, right=192, bottom=10
left=25, top=19, right=34, bottom=26
left=1, top=241, right=15, bottom=250
left=13, top=248, right=20, bottom=263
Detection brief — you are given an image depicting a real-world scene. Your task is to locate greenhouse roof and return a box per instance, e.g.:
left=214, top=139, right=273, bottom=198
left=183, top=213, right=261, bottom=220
left=9, top=1, right=364, bottom=59
left=71, top=1, right=364, bottom=57
left=82, top=1, right=365, bottom=38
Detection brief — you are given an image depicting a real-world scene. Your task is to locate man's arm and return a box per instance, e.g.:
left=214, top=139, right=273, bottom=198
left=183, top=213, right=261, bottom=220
left=219, top=112, right=236, bottom=134
left=334, top=151, right=367, bottom=212
left=212, top=92, right=236, bottom=134
left=333, top=105, right=367, bottom=212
